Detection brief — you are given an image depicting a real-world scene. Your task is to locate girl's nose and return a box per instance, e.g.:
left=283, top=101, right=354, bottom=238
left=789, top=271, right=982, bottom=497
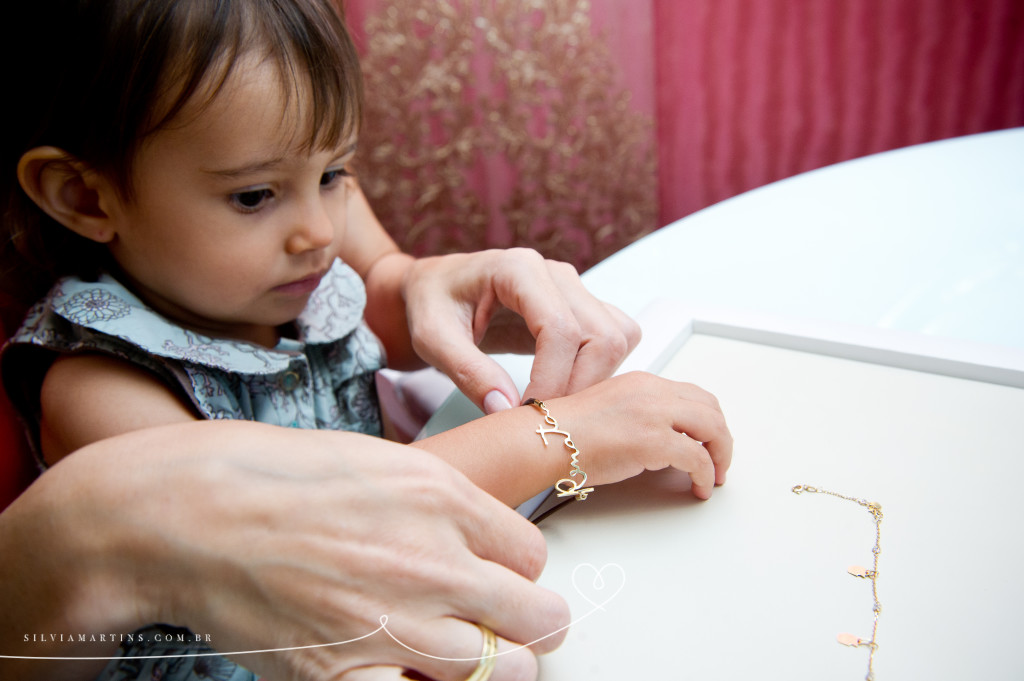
left=285, top=203, right=335, bottom=254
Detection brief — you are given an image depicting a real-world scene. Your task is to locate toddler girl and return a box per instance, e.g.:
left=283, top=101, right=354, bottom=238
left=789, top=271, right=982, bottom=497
left=2, top=1, right=732, bottom=680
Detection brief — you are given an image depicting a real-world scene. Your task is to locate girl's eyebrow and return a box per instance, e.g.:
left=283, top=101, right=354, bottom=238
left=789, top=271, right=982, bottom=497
left=203, top=155, right=287, bottom=179
left=202, top=143, right=358, bottom=178
left=332, top=142, right=359, bottom=163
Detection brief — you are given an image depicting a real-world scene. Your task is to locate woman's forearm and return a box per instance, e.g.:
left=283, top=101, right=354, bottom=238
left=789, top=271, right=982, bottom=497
left=363, top=250, right=424, bottom=370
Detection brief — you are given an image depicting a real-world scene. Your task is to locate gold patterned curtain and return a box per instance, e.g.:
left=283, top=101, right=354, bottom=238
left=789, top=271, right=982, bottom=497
left=344, top=0, right=659, bottom=272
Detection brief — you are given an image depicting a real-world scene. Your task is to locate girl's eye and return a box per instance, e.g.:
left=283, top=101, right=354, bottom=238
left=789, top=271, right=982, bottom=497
left=230, top=188, right=273, bottom=212
left=320, top=167, right=350, bottom=187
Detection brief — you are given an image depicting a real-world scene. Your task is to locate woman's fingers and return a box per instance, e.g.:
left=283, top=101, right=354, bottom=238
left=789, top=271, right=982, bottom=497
left=402, top=254, right=524, bottom=413
left=338, top=666, right=406, bottom=681
left=338, top=627, right=539, bottom=681
left=440, top=496, right=570, bottom=654
left=379, top=617, right=539, bottom=681
left=335, top=614, right=556, bottom=681
left=403, top=249, right=641, bottom=413
left=487, top=253, right=640, bottom=401
left=441, top=463, right=550, bottom=581
left=458, top=558, right=570, bottom=656
left=542, top=266, right=640, bottom=396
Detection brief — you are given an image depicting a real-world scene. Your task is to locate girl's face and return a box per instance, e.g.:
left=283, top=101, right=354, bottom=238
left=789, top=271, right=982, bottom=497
left=103, top=59, right=355, bottom=347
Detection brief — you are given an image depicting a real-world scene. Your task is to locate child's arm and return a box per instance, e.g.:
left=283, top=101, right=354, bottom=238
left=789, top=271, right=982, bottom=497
left=39, top=353, right=197, bottom=464
left=411, top=371, right=733, bottom=508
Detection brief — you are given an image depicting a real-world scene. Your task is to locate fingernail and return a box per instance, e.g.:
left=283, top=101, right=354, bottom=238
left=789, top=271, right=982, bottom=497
left=483, top=390, right=513, bottom=414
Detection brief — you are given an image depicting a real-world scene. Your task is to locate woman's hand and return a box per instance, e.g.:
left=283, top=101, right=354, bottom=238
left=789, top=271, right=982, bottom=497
left=347, top=180, right=639, bottom=413
left=397, top=248, right=641, bottom=414
left=0, top=421, right=569, bottom=681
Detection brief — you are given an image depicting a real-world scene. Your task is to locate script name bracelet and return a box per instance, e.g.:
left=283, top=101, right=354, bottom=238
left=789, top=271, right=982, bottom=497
left=525, top=398, right=594, bottom=501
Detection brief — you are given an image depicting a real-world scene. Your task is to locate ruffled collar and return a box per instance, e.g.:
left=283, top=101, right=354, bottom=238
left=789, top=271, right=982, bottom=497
left=38, top=259, right=367, bottom=375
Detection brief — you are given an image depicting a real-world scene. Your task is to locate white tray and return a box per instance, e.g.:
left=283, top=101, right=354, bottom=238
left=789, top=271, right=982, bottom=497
left=535, top=302, right=1024, bottom=680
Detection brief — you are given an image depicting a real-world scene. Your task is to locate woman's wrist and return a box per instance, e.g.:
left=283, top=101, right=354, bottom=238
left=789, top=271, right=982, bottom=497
left=363, top=251, right=422, bottom=369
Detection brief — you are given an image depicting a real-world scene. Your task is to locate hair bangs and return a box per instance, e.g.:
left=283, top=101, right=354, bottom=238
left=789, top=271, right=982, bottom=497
left=153, top=0, right=362, bottom=158
left=258, top=0, right=364, bottom=153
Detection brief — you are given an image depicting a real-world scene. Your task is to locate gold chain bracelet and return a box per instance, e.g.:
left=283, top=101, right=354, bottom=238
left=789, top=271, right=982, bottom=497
left=793, top=485, right=883, bottom=681
left=525, top=398, right=594, bottom=501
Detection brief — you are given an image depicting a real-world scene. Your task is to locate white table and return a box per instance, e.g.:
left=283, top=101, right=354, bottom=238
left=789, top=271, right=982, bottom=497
left=429, top=129, right=1024, bottom=679
left=583, top=127, right=1024, bottom=351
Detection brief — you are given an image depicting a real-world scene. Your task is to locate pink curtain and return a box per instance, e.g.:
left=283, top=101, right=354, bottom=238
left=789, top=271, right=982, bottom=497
left=655, top=0, right=1024, bottom=225
left=344, top=0, right=1024, bottom=268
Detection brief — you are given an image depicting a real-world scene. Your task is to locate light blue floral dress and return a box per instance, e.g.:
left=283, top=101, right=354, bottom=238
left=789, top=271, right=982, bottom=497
left=1, top=258, right=385, bottom=681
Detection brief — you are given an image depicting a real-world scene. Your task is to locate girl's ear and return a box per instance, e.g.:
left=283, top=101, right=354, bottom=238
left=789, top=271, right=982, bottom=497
left=17, top=146, right=119, bottom=244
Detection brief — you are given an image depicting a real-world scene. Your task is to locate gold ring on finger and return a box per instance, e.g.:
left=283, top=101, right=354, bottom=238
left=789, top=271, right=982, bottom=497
left=465, top=624, right=497, bottom=681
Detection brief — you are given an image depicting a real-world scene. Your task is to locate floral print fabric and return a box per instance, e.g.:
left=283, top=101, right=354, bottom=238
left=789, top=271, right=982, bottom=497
left=4, top=259, right=384, bottom=452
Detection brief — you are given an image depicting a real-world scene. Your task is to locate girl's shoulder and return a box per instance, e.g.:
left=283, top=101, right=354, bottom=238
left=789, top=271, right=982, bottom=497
left=8, top=273, right=187, bottom=359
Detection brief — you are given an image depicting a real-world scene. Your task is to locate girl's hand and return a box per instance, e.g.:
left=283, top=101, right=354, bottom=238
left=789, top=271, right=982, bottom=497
left=400, top=248, right=641, bottom=414
left=0, top=421, right=569, bottom=681
left=546, top=372, right=732, bottom=500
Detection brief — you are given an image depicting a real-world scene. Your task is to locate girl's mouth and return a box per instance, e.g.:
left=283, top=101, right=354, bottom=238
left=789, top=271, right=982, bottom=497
left=273, top=271, right=325, bottom=296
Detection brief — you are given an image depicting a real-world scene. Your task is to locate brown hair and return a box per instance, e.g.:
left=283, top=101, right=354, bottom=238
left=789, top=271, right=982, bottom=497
left=1, top=0, right=363, bottom=323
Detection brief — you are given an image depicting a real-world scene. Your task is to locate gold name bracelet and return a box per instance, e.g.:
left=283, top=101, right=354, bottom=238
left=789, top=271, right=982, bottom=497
left=524, top=398, right=594, bottom=501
